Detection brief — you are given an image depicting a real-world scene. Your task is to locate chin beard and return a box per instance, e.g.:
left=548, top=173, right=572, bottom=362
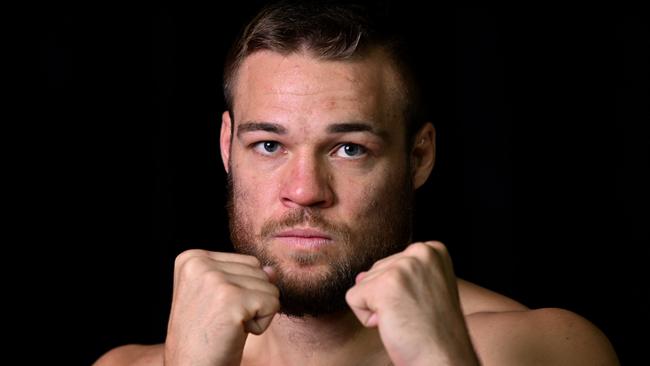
left=257, top=248, right=356, bottom=317
left=226, top=171, right=413, bottom=318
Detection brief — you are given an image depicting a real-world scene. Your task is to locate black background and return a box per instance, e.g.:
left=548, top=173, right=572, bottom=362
left=37, top=2, right=647, bottom=364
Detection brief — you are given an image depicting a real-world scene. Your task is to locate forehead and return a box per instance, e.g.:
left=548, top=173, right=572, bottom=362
left=232, top=50, right=405, bottom=130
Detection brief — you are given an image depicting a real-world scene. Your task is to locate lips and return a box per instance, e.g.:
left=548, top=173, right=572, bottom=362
left=274, top=228, right=332, bottom=249
left=275, top=228, right=332, bottom=240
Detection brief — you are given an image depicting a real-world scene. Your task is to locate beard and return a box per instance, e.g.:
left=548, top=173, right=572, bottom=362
left=226, top=169, right=414, bottom=318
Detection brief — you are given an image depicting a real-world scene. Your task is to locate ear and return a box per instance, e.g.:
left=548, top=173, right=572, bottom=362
left=411, top=122, right=436, bottom=189
left=220, top=110, right=232, bottom=173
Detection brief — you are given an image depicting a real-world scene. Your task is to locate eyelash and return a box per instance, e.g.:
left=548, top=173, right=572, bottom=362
left=333, top=143, right=367, bottom=159
left=250, top=141, right=368, bottom=159
left=252, top=141, right=285, bottom=156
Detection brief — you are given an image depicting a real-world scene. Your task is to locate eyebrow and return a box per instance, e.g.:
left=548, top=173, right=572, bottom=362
left=237, top=122, right=287, bottom=138
left=236, top=121, right=387, bottom=139
left=327, top=122, right=388, bottom=139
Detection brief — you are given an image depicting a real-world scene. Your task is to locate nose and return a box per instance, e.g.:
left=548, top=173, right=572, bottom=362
left=280, top=153, right=334, bottom=209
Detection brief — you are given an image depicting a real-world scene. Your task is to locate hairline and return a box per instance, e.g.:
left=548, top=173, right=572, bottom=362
left=226, top=48, right=412, bottom=146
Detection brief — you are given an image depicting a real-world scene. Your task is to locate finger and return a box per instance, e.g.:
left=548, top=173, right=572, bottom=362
left=370, top=241, right=444, bottom=273
left=224, top=274, right=280, bottom=297
left=350, top=306, right=378, bottom=328
left=262, top=266, right=278, bottom=284
left=422, top=240, right=446, bottom=251
left=406, top=241, right=447, bottom=264
left=244, top=314, right=276, bottom=335
left=203, top=251, right=262, bottom=267
left=242, top=291, right=280, bottom=334
left=346, top=285, right=379, bottom=328
left=175, top=249, right=261, bottom=268
left=173, top=250, right=261, bottom=287
left=355, top=266, right=389, bottom=284
left=418, top=241, right=457, bottom=283
left=354, top=246, right=409, bottom=286
left=355, top=271, right=368, bottom=284
left=428, top=241, right=456, bottom=278
left=173, top=250, right=207, bottom=291
left=361, top=241, right=441, bottom=276
left=367, top=250, right=404, bottom=272
left=365, top=313, right=379, bottom=327
left=426, top=241, right=460, bottom=302
left=213, top=261, right=270, bottom=281
left=358, top=256, right=415, bottom=284
left=410, top=242, right=461, bottom=301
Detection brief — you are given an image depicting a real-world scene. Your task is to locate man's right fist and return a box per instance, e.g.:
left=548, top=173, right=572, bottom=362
left=163, top=250, right=280, bottom=366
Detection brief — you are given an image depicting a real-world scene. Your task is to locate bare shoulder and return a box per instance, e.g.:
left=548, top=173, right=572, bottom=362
left=457, top=278, right=529, bottom=315
left=459, top=279, right=619, bottom=366
left=93, top=344, right=163, bottom=366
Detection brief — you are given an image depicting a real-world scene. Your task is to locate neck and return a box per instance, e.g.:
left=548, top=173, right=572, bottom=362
left=271, top=310, right=364, bottom=348
left=243, top=309, right=386, bottom=366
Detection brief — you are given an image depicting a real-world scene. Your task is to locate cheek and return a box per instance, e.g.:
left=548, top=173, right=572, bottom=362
left=231, top=148, right=282, bottom=194
left=335, top=164, right=405, bottom=217
left=235, top=177, right=262, bottom=209
left=232, top=166, right=280, bottom=224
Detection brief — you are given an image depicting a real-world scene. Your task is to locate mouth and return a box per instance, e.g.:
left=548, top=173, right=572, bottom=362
left=274, top=228, right=333, bottom=250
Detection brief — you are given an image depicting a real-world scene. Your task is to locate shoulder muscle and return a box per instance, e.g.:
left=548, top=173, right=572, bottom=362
left=93, top=344, right=163, bottom=366
left=469, top=308, right=619, bottom=366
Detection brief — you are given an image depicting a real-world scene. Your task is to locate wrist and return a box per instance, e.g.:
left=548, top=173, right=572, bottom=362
left=413, top=337, right=481, bottom=366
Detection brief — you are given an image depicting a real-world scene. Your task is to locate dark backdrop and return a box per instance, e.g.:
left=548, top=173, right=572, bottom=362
left=37, top=3, right=647, bottom=364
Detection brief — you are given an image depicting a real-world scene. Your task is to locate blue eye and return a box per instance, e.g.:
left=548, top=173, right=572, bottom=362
left=253, top=141, right=282, bottom=156
left=335, top=143, right=367, bottom=159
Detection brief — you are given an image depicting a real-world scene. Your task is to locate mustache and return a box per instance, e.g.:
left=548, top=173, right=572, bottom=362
left=259, top=208, right=351, bottom=241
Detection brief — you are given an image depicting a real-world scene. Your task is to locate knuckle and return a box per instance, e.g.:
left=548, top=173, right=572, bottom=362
left=202, top=269, right=230, bottom=287
left=345, top=285, right=357, bottom=297
left=407, top=241, right=449, bottom=264
left=174, top=249, right=207, bottom=267
left=427, top=241, right=449, bottom=255
left=345, top=288, right=357, bottom=304
left=345, top=289, right=354, bottom=304
left=214, top=281, right=241, bottom=301
left=267, top=295, right=281, bottom=310
left=399, top=256, right=421, bottom=273
left=269, top=284, right=280, bottom=298
left=345, top=289, right=358, bottom=307
left=241, top=254, right=261, bottom=267
left=383, top=267, right=407, bottom=286
left=406, top=242, right=434, bottom=258
left=254, top=294, right=279, bottom=313
left=180, top=255, right=212, bottom=279
left=257, top=280, right=280, bottom=298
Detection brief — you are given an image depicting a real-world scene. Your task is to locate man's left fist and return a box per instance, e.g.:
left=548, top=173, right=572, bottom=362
left=345, top=241, right=480, bottom=366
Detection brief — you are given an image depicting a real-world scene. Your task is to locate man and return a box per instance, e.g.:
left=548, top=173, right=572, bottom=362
left=96, top=1, right=619, bottom=365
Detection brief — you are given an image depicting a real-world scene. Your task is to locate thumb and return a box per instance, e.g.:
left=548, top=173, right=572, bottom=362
left=349, top=306, right=378, bottom=328
left=346, top=286, right=379, bottom=328
left=244, top=314, right=275, bottom=335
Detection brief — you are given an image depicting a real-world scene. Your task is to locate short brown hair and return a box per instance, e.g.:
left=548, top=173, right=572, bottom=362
left=223, top=0, right=429, bottom=144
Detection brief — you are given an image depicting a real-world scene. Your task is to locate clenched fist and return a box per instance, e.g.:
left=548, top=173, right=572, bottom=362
left=346, top=241, right=480, bottom=366
left=164, top=250, right=280, bottom=366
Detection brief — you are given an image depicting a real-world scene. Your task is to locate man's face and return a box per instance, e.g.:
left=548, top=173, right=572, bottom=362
left=222, top=50, right=415, bottom=317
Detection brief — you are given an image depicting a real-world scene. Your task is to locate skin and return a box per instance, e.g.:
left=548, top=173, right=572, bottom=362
left=94, top=50, right=620, bottom=366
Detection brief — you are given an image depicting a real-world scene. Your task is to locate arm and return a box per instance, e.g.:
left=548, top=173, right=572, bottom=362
left=346, top=242, right=481, bottom=366
left=94, top=250, right=280, bottom=366
left=525, top=308, right=619, bottom=366
left=345, top=240, right=619, bottom=366
left=93, top=344, right=163, bottom=366
left=469, top=308, right=620, bottom=366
